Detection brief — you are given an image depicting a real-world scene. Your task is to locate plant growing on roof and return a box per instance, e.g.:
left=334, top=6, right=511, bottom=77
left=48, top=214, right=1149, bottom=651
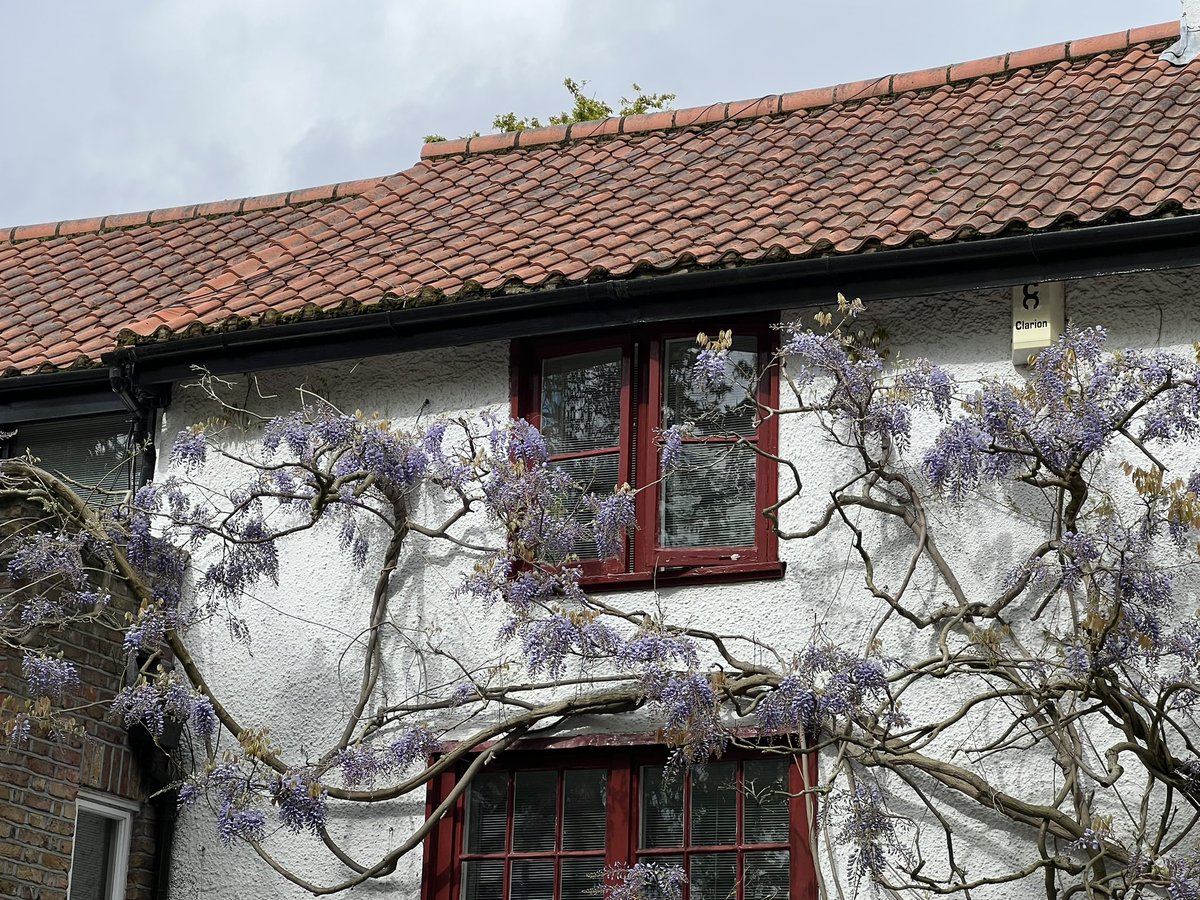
left=6, top=296, right=1200, bottom=898
left=425, top=77, right=676, bottom=142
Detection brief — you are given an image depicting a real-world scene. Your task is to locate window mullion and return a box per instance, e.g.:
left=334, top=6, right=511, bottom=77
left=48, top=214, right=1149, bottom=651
left=636, top=337, right=664, bottom=571
left=554, top=770, right=564, bottom=900
left=605, top=760, right=632, bottom=893
left=736, top=762, right=746, bottom=900
left=682, top=765, right=692, bottom=892
left=504, top=772, right=515, bottom=900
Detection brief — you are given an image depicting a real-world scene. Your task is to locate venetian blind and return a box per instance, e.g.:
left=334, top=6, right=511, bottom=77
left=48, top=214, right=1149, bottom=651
left=15, top=412, right=137, bottom=506
left=69, top=811, right=114, bottom=900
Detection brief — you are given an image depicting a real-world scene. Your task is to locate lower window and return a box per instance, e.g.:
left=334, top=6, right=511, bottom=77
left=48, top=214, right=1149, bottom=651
left=69, top=793, right=135, bottom=900
left=425, top=749, right=815, bottom=900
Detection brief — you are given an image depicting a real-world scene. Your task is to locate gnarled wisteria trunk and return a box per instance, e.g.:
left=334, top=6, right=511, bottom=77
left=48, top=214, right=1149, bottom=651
left=5, top=285, right=1200, bottom=899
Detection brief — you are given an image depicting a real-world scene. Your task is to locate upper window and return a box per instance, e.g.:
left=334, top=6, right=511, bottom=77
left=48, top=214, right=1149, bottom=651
left=513, top=322, right=779, bottom=586
left=1, top=412, right=140, bottom=505
left=426, top=749, right=814, bottom=900
left=68, top=793, right=135, bottom=900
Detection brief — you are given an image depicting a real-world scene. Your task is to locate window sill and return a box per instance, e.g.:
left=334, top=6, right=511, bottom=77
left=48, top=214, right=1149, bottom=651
left=579, top=560, right=786, bottom=593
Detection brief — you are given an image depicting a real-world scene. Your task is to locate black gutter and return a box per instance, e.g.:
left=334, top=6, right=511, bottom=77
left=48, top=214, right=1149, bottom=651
left=99, top=213, right=1200, bottom=386
left=2, top=213, right=1200, bottom=414
left=0, top=367, right=126, bottom=421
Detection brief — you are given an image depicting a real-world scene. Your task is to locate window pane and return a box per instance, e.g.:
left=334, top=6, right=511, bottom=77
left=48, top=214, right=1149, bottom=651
left=466, top=772, right=509, bottom=854
left=542, top=349, right=623, bottom=455
left=690, top=762, right=736, bottom=847
left=661, top=444, right=756, bottom=548
left=745, top=850, right=790, bottom=899
left=561, top=769, right=607, bottom=850
left=744, top=760, right=790, bottom=844
left=690, top=852, right=738, bottom=900
left=462, top=859, right=505, bottom=900
left=560, top=856, right=605, bottom=900
left=510, top=858, right=555, bottom=900
left=551, top=453, right=620, bottom=561
left=512, top=771, right=557, bottom=852
left=640, top=767, right=684, bottom=848
left=69, top=811, right=114, bottom=900
left=663, top=337, right=758, bottom=437
left=18, top=413, right=136, bottom=506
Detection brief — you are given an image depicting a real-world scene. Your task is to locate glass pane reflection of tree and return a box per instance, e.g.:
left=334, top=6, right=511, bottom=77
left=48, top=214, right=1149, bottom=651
left=541, top=349, right=623, bottom=560
left=661, top=338, right=759, bottom=549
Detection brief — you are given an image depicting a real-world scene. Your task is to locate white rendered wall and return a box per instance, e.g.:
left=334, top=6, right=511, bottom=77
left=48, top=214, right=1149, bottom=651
left=160, top=267, right=1200, bottom=899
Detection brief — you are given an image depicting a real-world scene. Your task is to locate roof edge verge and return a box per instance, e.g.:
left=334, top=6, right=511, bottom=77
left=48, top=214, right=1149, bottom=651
left=420, top=19, right=1180, bottom=161
left=2, top=175, right=392, bottom=246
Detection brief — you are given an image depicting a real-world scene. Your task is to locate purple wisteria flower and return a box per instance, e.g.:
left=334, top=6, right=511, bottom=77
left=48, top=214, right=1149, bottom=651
left=504, top=612, right=622, bottom=678
left=169, top=428, right=207, bottom=471
left=897, top=360, right=953, bottom=419
left=831, top=782, right=911, bottom=889
left=659, top=425, right=687, bottom=473
left=271, top=771, right=328, bottom=836
left=692, top=347, right=729, bottom=389
left=21, top=654, right=79, bottom=701
left=111, top=675, right=216, bottom=740
left=603, top=861, right=687, bottom=900
left=757, top=645, right=888, bottom=736
left=590, top=488, right=636, bottom=559
left=333, top=726, right=441, bottom=787
left=655, top=672, right=726, bottom=765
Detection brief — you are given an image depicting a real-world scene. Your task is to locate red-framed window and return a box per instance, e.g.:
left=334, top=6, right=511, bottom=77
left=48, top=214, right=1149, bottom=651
left=423, top=747, right=816, bottom=900
left=512, top=320, right=780, bottom=588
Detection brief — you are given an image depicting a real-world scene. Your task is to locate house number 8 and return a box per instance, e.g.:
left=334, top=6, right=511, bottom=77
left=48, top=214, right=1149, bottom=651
left=1022, top=284, right=1041, bottom=310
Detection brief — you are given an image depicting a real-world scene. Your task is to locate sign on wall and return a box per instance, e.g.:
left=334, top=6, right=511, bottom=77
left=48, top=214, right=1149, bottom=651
left=1012, top=282, right=1065, bottom=366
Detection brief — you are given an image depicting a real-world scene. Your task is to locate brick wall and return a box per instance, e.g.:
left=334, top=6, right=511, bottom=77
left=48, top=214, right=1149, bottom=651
left=0, top=494, right=162, bottom=900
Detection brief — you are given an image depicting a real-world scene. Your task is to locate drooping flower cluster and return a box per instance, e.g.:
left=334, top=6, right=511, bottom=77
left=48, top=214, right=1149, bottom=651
left=177, top=744, right=330, bottom=846
left=169, top=427, right=208, bottom=471
left=757, top=644, right=888, bottom=736
left=924, top=326, right=1200, bottom=501
left=654, top=672, right=726, bottom=766
left=270, top=770, right=328, bottom=836
left=603, top=861, right=687, bottom=900
left=111, top=673, right=217, bottom=741
left=505, top=611, right=623, bottom=678
left=589, top=488, right=636, bottom=560
left=658, top=424, right=687, bottom=474
left=829, top=782, right=912, bottom=889
left=332, top=726, right=442, bottom=787
left=782, top=305, right=953, bottom=457
left=21, top=654, right=79, bottom=701
left=4, top=530, right=111, bottom=635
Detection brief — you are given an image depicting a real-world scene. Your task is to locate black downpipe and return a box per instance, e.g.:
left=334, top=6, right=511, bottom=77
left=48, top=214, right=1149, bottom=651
left=111, top=357, right=177, bottom=897
left=151, top=792, right=177, bottom=900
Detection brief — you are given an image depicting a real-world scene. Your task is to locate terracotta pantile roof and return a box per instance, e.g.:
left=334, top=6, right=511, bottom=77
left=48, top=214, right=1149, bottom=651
left=0, top=21, right=1192, bottom=376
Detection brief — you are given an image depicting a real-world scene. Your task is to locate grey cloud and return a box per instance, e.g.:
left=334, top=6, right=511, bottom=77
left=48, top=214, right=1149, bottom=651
left=0, top=0, right=1179, bottom=226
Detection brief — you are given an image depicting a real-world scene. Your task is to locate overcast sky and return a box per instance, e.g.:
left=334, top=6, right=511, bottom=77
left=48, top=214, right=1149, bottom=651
left=0, top=1, right=1181, bottom=227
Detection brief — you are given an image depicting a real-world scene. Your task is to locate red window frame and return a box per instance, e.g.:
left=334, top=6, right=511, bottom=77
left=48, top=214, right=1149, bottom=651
left=422, top=746, right=817, bottom=900
left=511, top=319, right=781, bottom=589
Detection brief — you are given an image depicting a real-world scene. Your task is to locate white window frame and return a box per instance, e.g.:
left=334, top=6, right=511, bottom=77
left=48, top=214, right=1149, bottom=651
left=67, top=792, right=138, bottom=900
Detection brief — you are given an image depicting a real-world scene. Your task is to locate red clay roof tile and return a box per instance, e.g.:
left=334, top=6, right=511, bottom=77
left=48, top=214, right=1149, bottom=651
left=0, top=21, right=1192, bottom=376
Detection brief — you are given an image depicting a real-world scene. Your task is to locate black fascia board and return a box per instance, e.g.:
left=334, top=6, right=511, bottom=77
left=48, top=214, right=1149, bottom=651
left=105, top=213, right=1200, bottom=387
left=0, top=367, right=126, bottom=423
left=0, top=213, right=1195, bottom=418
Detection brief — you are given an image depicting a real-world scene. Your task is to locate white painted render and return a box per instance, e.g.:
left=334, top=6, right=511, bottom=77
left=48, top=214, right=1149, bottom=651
left=159, top=266, right=1200, bottom=899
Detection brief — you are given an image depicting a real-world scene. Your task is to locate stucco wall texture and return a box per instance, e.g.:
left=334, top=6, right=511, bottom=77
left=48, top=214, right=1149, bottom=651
left=158, top=268, right=1200, bottom=898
